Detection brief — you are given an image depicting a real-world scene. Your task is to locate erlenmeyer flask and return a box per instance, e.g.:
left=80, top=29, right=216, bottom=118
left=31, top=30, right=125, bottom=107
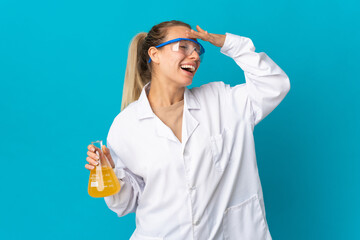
left=88, top=140, right=121, bottom=198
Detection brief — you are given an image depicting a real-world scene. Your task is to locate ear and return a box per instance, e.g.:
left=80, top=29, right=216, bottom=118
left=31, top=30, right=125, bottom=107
left=148, top=46, right=160, bottom=64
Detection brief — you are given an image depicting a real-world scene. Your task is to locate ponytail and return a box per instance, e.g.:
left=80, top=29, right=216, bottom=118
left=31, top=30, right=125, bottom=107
left=121, top=32, right=149, bottom=111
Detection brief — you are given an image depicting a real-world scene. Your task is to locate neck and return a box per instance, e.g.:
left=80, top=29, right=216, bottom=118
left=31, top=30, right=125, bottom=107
left=147, top=78, right=185, bottom=108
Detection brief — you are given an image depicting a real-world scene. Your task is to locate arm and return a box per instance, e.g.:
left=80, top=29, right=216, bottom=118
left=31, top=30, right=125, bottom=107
left=187, top=26, right=290, bottom=125
left=220, top=33, right=290, bottom=125
left=103, top=138, right=144, bottom=217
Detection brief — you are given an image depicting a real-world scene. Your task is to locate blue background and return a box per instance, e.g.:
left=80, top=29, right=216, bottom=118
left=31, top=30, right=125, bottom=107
left=1, top=0, right=359, bottom=239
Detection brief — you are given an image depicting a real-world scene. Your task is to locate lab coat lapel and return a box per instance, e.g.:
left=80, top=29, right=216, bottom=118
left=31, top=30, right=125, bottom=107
left=155, top=117, right=179, bottom=143
left=182, top=87, right=200, bottom=147
left=135, top=82, right=155, bottom=120
left=135, top=82, right=181, bottom=143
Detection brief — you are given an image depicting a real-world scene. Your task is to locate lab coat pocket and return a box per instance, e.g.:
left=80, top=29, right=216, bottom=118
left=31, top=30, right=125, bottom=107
left=210, top=128, right=231, bottom=172
left=223, top=195, right=272, bottom=240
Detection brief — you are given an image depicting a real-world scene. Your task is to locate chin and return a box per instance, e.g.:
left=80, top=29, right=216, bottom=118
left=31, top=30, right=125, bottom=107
left=180, top=78, right=193, bottom=87
left=171, top=74, right=194, bottom=88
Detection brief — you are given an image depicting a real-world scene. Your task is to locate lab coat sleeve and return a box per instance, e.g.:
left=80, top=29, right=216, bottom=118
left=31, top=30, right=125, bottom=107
left=103, top=141, right=145, bottom=217
left=219, top=32, right=290, bottom=125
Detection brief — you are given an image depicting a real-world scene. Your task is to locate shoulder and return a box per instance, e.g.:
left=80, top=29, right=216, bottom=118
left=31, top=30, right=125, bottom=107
left=113, top=101, right=137, bottom=126
left=107, top=100, right=138, bottom=143
left=191, top=81, right=227, bottom=93
left=190, top=81, right=230, bottom=98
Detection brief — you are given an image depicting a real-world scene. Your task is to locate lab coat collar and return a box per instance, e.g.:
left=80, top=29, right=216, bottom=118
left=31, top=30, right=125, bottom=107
left=136, top=81, right=200, bottom=120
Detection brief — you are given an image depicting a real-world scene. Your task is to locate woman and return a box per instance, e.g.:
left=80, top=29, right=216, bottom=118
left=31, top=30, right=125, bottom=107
left=85, top=20, right=290, bottom=240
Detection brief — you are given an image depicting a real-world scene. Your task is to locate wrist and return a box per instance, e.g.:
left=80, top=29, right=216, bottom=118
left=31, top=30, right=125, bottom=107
left=212, top=34, right=226, bottom=48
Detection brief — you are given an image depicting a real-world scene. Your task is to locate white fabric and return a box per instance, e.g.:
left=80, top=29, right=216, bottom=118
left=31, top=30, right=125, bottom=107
left=104, top=32, right=290, bottom=240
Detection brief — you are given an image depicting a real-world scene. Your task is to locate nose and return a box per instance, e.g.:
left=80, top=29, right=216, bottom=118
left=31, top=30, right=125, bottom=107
left=189, top=48, right=200, bottom=62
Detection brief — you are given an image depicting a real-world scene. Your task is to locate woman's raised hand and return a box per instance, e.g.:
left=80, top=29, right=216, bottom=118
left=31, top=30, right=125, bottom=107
left=186, top=25, right=226, bottom=48
left=85, top=144, right=115, bottom=170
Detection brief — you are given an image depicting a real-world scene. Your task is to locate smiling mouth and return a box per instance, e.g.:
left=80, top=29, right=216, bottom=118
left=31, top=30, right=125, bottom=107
left=180, top=64, right=196, bottom=73
left=180, top=68, right=194, bottom=76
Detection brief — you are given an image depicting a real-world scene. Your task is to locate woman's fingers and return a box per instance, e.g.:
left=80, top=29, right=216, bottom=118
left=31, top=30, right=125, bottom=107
left=86, top=144, right=99, bottom=170
left=87, top=150, right=99, bottom=160
left=102, top=145, right=115, bottom=168
left=186, top=25, right=226, bottom=48
left=196, top=25, right=207, bottom=34
left=86, top=156, right=99, bottom=166
left=186, top=26, right=210, bottom=41
left=88, top=144, right=95, bottom=152
left=85, top=163, right=95, bottom=170
left=102, top=145, right=112, bottom=160
left=85, top=144, right=115, bottom=170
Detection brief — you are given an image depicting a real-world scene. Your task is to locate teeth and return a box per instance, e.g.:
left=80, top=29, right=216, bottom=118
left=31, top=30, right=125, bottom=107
left=180, top=65, right=195, bottom=72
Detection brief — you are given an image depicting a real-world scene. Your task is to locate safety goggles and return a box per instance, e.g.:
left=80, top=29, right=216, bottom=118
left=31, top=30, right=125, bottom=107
left=148, top=38, right=205, bottom=63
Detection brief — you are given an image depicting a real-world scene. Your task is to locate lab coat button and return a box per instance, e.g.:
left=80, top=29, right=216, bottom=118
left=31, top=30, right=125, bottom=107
left=189, top=186, right=196, bottom=191
left=193, top=219, right=200, bottom=226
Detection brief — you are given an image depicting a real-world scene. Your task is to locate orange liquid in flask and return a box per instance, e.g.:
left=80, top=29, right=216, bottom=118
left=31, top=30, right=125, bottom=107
left=88, top=166, right=121, bottom=198
left=87, top=141, right=121, bottom=198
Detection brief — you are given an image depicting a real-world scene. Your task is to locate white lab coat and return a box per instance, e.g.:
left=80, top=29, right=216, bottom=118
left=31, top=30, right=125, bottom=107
left=104, top=32, right=290, bottom=240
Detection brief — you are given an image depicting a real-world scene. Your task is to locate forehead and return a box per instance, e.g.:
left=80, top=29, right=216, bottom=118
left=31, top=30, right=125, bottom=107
left=164, top=26, right=197, bottom=42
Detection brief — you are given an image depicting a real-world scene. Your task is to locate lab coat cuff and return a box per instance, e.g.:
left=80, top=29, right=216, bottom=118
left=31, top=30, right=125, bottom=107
left=113, top=167, right=126, bottom=180
left=220, top=32, right=255, bottom=57
left=220, top=32, right=233, bottom=53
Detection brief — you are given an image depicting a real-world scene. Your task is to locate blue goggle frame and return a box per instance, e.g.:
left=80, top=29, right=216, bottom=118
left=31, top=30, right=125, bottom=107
left=148, top=38, right=205, bottom=63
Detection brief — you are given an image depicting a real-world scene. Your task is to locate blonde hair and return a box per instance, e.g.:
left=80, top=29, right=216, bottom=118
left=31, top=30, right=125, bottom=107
left=121, top=20, right=191, bottom=111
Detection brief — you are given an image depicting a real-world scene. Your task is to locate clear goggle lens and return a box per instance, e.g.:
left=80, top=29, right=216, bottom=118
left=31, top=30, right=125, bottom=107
left=170, top=40, right=204, bottom=62
left=148, top=38, right=205, bottom=63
